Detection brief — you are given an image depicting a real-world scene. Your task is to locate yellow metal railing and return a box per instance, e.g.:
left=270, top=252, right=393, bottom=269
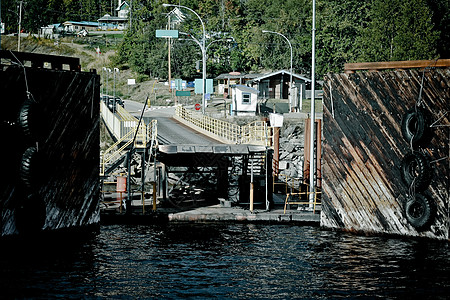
left=284, top=186, right=322, bottom=214
left=273, top=173, right=303, bottom=195
left=101, top=101, right=148, bottom=146
left=100, top=100, right=158, bottom=176
left=175, top=105, right=272, bottom=146
left=101, top=130, right=134, bottom=176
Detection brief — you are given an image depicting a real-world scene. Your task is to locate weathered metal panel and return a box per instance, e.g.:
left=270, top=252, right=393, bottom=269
left=1, top=54, right=100, bottom=237
left=322, top=68, right=449, bottom=240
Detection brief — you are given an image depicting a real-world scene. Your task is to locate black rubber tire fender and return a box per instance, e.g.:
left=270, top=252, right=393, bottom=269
left=18, top=99, right=46, bottom=142
left=20, top=146, right=37, bottom=189
left=18, top=99, right=34, bottom=139
left=405, top=193, right=435, bottom=231
left=401, top=107, right=431, bottom=146
left=401, top=151, right=433, bottom=192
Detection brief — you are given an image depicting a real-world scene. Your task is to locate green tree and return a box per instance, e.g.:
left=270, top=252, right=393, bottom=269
left=359, top=0, right=439, bottom=61
left=315, top=0, right=370, bottom=74
left=427, top=0, right=450, bottom=58
left=113, top=0, right=446, bottom=79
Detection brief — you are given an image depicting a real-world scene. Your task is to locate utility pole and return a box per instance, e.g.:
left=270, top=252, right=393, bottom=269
left=309, top=0, right=316, bottom=205
left=17, top=0, right=23, bottom=52
left=168, top=16, right=171, bottom=93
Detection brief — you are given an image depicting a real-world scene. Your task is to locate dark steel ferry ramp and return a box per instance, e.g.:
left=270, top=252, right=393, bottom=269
left=101, top=101, right=274, bottom=211
left=100, top=100, right=320, bottom=225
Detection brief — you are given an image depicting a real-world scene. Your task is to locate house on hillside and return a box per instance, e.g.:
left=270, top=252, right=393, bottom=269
left=98, top=0, right=129, bottom=30
left=117, top=0, right=130, bottom=19
left=249, top=70, right=311, bottom=100
left=39, top=23, right=64, bottom=38
left=62, top=21, right=99, bottom=33
left=249, top=70, right=323, bottom=112
left=215, top=72, right=261, bottom=99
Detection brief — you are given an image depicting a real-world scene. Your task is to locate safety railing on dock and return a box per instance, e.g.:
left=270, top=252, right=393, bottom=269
left=101, top=101, right=149, bottom=146
left=175, top=105, right=272, bottom=146
left=284, top=187, right=321, bottom=214
left=100, top=101, right=158, bottom=176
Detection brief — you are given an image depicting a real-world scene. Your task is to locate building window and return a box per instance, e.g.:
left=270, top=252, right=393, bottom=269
left=242, top=93, right=251, bottom=104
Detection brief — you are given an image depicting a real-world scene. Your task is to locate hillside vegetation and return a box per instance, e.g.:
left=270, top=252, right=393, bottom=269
left=1, top=35, right=176, bottom=105
left=1, top=0, right=448, bottom=83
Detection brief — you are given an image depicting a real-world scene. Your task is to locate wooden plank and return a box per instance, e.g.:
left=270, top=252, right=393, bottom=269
left=344, top=59, right=450, bottom=72
left=322, top=68, right=450, bottom=239
left=323, top=143, right=378, bottom=230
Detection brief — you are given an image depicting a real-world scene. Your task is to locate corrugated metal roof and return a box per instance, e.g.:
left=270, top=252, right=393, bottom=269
left=63, top=21, right=98, bottom=27
left=215, top=73, right=262, bottom=80
left=98, top=14, right=127, bottom=22
left=232, top=85, right=259, bottom=94
left=251, top=70, right=311, bottom=82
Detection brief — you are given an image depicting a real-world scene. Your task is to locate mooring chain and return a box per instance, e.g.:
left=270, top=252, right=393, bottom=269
left=409, top=177, right=417, bottom=199
left=8, top=51, right=37, bottom=103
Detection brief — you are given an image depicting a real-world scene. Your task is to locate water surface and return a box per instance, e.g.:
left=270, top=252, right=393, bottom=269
left=1, top=224, right=448, bottom=299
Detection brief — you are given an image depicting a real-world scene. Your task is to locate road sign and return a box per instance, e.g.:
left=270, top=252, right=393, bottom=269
left=195, top=103, right=201, bottom=111
left=194, top=79, right=213, bottom=94
left=176, top=91, right=191, bottom=97
left=175, top=79, right=183, bottom=90
left=156, top=30, right=179, bottom=38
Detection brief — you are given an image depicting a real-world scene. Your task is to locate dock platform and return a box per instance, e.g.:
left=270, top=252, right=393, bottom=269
left=100, top=202, right=320, bottom=226
left=168, top=205, right=320, bottom=224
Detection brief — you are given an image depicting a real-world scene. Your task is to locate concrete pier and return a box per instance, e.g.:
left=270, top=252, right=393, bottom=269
left=100, top=200, right=320, bottom=225
left=168, top=205, right=319, bottom=224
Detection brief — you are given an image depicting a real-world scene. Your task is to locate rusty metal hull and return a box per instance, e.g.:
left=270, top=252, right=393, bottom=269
left=322, top=68, right=449, bottom=240
left=0, top=51, right=100, bottom=237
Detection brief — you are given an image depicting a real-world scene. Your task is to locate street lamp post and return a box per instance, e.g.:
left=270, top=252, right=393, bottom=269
left=180, top=32, right=232, bottom=64
left=262, top=30, right=293, bottom=111
left=163, top=3, right=206, bottom=114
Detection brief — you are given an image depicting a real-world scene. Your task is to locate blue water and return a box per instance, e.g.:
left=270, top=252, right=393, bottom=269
left=1, top=223, right=449, bottom=299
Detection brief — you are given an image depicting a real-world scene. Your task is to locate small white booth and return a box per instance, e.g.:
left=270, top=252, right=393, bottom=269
left=231, top=85, right=259, bottom=116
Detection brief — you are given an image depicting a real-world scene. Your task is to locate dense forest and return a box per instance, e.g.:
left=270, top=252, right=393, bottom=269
left=1, top=0, right=449, bottom=80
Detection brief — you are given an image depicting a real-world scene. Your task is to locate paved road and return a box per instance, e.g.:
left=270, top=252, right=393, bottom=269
left=124, top=100, right=219, bottom=145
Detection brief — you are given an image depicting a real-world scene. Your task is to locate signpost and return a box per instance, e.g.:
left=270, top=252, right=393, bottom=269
left=156, top=29, right=179, bottom=38
left=156, top=29, right=180, bottom=94
left=175, top=91, right=190, bottom=97
left=194, top=78, right=213, bottom=94
left=194, top=103, right=201, bottom=111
